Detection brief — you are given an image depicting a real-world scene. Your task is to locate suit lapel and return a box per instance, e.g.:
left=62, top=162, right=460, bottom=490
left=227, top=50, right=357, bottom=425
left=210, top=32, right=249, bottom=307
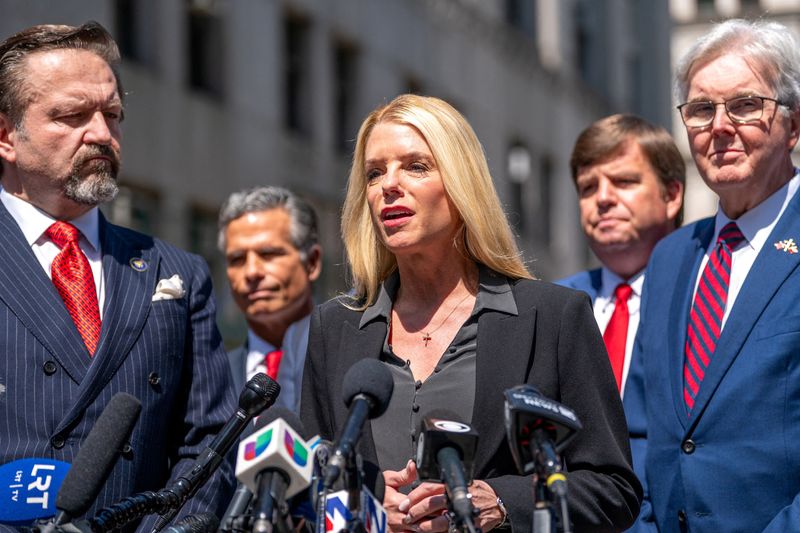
left=55, top=218, right=158, bottom=435
left=472, top=288, right=535, bottom=473
left=669, top=220, right=715, bottom=429
left=688, top=196, right=800, bottom=429
left=337, top=318, right=387, bottom=464
left=0, top=203, right=90, bottom=384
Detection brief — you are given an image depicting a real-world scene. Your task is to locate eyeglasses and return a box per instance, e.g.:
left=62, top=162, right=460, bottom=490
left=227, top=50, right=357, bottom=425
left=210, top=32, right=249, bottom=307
left=677, top=96, right=785, bottom=128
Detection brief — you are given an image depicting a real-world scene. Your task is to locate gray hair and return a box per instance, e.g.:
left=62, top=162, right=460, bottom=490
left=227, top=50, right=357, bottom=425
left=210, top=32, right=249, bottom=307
left=674, top=19, right=800, bottom=112
left=217, top=186, right=320, bottom=261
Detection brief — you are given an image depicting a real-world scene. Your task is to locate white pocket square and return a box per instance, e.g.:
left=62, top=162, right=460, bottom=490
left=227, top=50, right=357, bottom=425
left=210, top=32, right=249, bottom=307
left=152, top=275, right=186, bottom=301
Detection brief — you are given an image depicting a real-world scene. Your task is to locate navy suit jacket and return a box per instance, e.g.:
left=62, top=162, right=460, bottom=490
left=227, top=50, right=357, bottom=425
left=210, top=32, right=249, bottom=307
left=557, top=270, right=652, bottom=532
left=636, top=189, right=800, bottom=532
left=0, top=202, right=236, bottom=529
left=302, top=276, right=642, bottom=532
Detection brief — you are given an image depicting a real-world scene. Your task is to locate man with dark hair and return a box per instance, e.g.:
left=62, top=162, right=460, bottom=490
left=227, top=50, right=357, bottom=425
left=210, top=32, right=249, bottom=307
left=219, top=186, right=322, bottom=413
left=558, top=113, right=684, bottom=530
left=636, top=19, right=800, bottom=532
left=0, top=21, right=235, bottom=526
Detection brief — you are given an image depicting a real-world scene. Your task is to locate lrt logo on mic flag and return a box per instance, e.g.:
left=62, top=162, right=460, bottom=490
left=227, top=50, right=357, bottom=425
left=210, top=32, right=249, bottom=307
left=0, top=458, right=70, bottom=525
left=324, top=489, right=387, bottom=533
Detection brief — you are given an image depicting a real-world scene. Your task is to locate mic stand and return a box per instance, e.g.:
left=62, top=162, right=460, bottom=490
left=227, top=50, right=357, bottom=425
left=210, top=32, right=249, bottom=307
left=532, top=474, right=554, bottom=533
left=342, top=453, right=366, bottom=533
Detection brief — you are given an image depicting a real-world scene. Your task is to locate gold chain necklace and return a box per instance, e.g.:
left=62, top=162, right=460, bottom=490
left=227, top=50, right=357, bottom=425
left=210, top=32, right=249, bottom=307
left=421, top=291, right=472, bottom=347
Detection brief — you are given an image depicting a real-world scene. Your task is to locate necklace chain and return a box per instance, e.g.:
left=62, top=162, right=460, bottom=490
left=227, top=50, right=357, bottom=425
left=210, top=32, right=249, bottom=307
left=422, top=291, right=472, bottom=347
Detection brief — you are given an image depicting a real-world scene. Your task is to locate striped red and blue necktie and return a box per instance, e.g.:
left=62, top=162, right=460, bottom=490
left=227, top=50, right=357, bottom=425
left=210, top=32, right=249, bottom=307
left=684, top=222, right=745, bottom=412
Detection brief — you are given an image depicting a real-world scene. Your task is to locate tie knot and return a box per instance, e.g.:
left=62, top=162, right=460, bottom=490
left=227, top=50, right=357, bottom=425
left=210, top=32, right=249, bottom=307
left=717, top=222, right=746, bottom=249
left=614, top=283, right=632, bottom=302
left=46, top=221, right=81, bottom=248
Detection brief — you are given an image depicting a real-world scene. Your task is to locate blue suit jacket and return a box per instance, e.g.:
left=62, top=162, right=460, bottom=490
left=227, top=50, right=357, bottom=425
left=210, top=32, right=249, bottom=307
left=636, top=190, right=800, bottom=532
left=0, top=202, right=236, bottom=529
left=557, top=269, right=653, bottom=532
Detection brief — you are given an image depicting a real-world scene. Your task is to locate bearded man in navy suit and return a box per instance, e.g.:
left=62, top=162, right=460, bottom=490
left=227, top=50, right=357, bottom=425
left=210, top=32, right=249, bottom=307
left=634, top=19, right=800, bottom=532
left=0, top=22, right=235, bottom=528
left=557, top=114, right=684, bottom=530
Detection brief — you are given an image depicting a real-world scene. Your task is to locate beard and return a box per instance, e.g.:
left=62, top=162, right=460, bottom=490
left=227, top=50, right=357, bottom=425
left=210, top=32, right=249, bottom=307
left=63, top=144, right=121, bottom=206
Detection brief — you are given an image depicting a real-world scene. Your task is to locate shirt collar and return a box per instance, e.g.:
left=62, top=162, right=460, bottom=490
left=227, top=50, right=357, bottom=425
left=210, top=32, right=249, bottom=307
left=0, top=186, right=101, bottom=252
left=714, top=168, right=800, bottom=252
left=247, top=329, right=277, bottom=355
left=358, top=264, right=518, bottom=329
left=599, top=267, right=644, bottom=300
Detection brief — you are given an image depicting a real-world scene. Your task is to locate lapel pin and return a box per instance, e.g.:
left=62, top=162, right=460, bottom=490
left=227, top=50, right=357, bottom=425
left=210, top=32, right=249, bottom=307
left=774, top=238, right=798, bottom=254
left=129, top=257, right=148, bottom=271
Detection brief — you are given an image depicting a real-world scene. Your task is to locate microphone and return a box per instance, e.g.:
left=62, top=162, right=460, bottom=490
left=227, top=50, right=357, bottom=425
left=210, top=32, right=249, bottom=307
left=54, top=393, right=142, bottom=526
left=152, top=372, right=280, bottom=532
left=163, top=513, right=219, bottom=533
left=504, top=385, right=582, bottom=533
left=234, top=408, right=312, bottom=533
left=322, top=359, right=393, bottom=490
left=0, top=458, right=71, bottom=525
left=415, top=411, right=479, bottom=533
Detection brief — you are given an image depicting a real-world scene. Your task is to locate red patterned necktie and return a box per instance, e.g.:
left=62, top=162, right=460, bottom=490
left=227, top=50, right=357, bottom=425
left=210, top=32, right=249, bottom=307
left=603, top=283, right=632, bottom=392
left=46, top=221, right=101, bottom=356
left=264, top=349, right=283, bottom=380
left=684, top=222, right=746, bottom=412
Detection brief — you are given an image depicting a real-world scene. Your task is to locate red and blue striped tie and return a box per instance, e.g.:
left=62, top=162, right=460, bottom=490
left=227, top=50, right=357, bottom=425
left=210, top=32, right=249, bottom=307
left=684, top=222, right=745, bottom=413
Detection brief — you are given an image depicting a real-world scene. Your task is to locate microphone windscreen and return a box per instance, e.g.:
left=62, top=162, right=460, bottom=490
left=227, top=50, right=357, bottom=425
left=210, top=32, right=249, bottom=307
left=55, top=392, right=142, bottom=517
left=240, top=372, right=281, bottom=416
left=341, top=359, right=394, bottom=417
left=255, top=407, right=309, bottom=440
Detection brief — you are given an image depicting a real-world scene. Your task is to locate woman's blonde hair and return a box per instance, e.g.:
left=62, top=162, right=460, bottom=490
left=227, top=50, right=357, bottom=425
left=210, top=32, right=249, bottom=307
left=341, top=94, right=532, bottom=308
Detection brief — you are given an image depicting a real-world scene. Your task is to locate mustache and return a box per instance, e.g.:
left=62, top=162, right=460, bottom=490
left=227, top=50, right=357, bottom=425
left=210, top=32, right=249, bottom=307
left=75, top=144, right=121, bottom=172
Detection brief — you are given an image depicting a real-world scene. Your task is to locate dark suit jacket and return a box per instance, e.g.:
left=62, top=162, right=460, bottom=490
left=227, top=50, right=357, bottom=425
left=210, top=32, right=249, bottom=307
left=301, top=275, right=642, bottom=532
left=0, top=202, right=236, bottom=529
left=636, top=189, right=800, bottom=532
left=557, top=269, right=654, bottom=532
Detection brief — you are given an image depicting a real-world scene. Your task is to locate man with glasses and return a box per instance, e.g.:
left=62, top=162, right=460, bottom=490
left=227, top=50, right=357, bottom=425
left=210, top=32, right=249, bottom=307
left=632, top=19, right=800, bottom=532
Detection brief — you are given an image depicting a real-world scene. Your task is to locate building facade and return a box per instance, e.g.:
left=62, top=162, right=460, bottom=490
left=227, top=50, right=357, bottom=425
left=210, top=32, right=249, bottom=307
left=0, top=0, right=673, bottom=343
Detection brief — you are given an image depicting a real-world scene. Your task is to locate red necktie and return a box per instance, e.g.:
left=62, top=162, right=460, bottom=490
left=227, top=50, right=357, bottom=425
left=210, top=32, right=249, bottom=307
left=684, top=222, right=745, bottom=412
left=603, top=283, right=632, bottom=392
left=46, top=221, right=101, bottom=356
left=264, top=349, right=283, bottom=380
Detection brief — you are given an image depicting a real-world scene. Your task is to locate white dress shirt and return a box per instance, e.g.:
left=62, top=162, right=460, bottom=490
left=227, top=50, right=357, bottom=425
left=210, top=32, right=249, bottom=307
left=593, top=267, right=644, bottom=396
left=693, top=170, right=800, bottom=329
left=245, top=314, right=310, bottom=413
left=0, top=186, right=105, bottom=317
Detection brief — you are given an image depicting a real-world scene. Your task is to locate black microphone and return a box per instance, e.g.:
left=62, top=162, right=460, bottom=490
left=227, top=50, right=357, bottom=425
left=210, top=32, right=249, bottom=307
left=152, top=373, right=281, bottom=532
left=248, top=408, right=308, bottom=533
left=322, top=359, right=393, bottom=490
left=416, top=411, right=479, bottom=533
left=163, top=512, right=219, bottom=533
left=53, top=393, right=142, bottom=526
left=504, top=385, right=582, bottom=533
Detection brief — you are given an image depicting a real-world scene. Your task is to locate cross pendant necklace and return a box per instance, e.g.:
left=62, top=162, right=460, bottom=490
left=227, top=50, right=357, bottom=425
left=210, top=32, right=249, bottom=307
left=420, top=291, right=472, bottom=347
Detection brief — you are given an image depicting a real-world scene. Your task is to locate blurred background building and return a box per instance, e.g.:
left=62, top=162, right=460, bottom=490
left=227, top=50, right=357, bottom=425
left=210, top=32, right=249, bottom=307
left=8, top=0, right=794, bottom=344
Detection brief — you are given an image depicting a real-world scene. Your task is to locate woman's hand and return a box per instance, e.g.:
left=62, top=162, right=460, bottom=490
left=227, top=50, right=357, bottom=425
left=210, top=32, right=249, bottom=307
left=384, top=462, right=507, bottom=532
left=383, top=460, right=421, bottom=532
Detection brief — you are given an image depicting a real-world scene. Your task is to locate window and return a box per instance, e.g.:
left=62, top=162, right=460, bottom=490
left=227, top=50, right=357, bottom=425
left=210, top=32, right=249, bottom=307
left=507, top=143, right=532, bottom=234
left=284, top=14, right=312, bottom=136
left=505, top=0, right=536, bottom=41
left=333, top=40, right=359, bottom=153
left=187, top=0, right=225, bottom=98
left=114, top=0, right=141, bottom=62
left=103, top=185, right=161, bottom=237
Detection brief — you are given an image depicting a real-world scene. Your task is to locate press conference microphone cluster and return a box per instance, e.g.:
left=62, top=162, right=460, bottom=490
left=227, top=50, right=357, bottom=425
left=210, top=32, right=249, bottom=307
left=3, top=392, right=143, bottom=532
left=416, top=412, right=480, bottom=533
left=223, top=407, right=313, bottom=533
left=150, top=372, right=280, bottom=532
left=504, top=385, right=582, bottom=533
